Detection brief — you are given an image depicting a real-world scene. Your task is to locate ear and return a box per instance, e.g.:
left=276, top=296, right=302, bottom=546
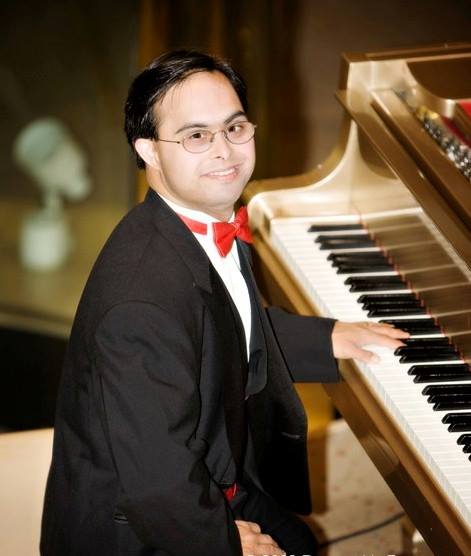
left=134, top=138, right=161, bottom=170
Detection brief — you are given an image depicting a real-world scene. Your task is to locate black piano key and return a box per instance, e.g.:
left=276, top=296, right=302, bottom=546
left=363, top=299, right=422, bottom=309
left=345, top=275, right=403, bottom=285
left=346, top=276, right=406, bottom=292
left=398, top=344, right=456, bottom=354
left=330, top=251, right=387, bottom=260
left=442, top=413, right=471, bottom=432
left=380, top=318, right=440, bottom=334
left=316, top=234, right=376, bottom=250
left=457, top=434, right=471, bottom=445
left=400, top=351, right=460, bottom=363
left=308, top=224, right=364, bottom=232
left=409, top=364, right=470, bottom=382
left=336, top=263, right=394, bottom=274
left=402, top=337, right=451, bottom=348
left=369, top=307, right=427, bottom=318
left=434, top=399, right=471, bottom=411
left=328, top=252, right=386, bottom=263
left=463, top=445, right=471, bottom=453
left=409, top=364, right=467, bottom=375
left=431, top=392, right=471, bottom=410
left=429, top=392, right=471, bottom=402
left=442, top=413, right=471, bottom=422
left=412, top=372, right=471, bottom=384
left=428, top=388, right=471, bottom=397
left=423, top=384, right=471, bottom=396
left=396, top=343, right=454, bottom=356
left=430, top=397, right=471, bottom=410
left=358, top=293, right=417, bottom=304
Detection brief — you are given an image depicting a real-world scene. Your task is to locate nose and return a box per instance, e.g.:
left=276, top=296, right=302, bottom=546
left=209, top=129, right=232, bottom=159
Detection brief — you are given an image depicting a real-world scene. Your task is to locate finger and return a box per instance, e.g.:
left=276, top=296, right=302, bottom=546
left=235, top=520, right=261, bottom=533
left=248, top=522, right=261, bottom=533
left=367, top=333, right=405, bottom=350
left=379, top=327, right=410, bottom=339
left=258, top=534, right=279, bottom=546
left=349, top=345, right=380, bottom=364
left=241, top=548, right=284, bottom=556
left=373, top=323, right=410, bottom=338
left=258, top=545, right=285, bottom=556
left=239, top=531, right=281, bottom=550
left=240, top=532, right=279, bottom=547
left=368, top=322, right=410, bottom=339
left=359, top=327, right=408, bottom=349
left=248, top=543, right=284, bottom=556
left=239, top=539, right=284, bottom=556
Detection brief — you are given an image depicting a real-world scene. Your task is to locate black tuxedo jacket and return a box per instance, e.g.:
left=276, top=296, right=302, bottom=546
left=40, top=191, right=338, bottom=556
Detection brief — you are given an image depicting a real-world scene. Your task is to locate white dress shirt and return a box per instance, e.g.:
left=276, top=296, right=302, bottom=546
left=160, top=195, right=252, bottom=358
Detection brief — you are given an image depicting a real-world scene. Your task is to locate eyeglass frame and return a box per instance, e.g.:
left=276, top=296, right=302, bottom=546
left=155, top=121, right=257, bottom=153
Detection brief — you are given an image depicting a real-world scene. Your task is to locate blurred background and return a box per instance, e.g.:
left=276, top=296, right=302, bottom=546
left=0, top=0, right=469, bottom=431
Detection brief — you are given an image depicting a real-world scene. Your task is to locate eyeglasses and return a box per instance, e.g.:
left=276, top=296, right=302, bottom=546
left=156, top=121, right=256, bottom=154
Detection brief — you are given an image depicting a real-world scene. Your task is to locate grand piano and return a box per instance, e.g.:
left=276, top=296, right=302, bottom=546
left=242, top=43, right=471, bottom=555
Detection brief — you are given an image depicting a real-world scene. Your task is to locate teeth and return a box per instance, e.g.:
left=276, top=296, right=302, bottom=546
left=208, top=168, right=235, bottom=176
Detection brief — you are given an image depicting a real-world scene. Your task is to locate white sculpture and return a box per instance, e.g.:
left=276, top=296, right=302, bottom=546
left=13, top=117, right=91, bottom=270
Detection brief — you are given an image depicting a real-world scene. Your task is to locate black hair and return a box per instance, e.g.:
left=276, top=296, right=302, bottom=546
left=124, top=50, right=248, bottom=169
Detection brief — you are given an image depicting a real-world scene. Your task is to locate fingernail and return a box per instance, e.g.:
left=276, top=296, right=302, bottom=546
left=371, top=354, right=380, bottom=364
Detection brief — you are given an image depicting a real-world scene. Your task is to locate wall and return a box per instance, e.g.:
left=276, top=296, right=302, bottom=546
left=0, top=0, right=138, bottom=205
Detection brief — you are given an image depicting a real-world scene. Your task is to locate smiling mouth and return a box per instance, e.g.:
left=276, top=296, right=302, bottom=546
left=204, top=166, right=239, bottom=178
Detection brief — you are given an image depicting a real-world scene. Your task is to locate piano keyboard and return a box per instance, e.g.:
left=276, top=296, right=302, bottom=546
left=269, top=207, right=471, bottom=526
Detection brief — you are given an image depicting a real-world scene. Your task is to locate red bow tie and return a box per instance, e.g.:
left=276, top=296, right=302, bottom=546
left=177, top=206, right=253, bottom=257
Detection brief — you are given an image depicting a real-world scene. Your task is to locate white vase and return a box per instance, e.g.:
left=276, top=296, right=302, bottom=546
left=19, top=209, right=72, bottom=271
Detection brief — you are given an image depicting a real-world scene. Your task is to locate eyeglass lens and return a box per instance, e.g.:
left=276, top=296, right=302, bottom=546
left=183, top=122, right=255, bottom=152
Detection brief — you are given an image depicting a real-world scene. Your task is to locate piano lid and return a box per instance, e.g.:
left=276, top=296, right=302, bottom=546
left=336, top=42, right=471, bottom=270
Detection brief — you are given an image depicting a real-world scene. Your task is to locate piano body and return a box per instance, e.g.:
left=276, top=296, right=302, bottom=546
left=243, top=43, right=471, bottom=555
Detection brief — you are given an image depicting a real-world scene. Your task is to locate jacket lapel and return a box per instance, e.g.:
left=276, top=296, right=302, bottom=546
left=146, top=189, right=213, bottom=294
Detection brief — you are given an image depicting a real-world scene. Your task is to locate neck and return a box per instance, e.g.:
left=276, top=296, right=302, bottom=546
left=147, top=172, right=236, bottom=222
left=203, top=207, right=233, bottom=221
left=158, top=194, right=234, bottom=223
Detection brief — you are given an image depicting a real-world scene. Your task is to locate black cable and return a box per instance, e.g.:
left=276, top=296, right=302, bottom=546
left=317, top=510, right=406, bottom=548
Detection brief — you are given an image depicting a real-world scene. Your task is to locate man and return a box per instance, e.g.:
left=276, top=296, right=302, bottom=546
left=41, top=50, right=406, bottom=556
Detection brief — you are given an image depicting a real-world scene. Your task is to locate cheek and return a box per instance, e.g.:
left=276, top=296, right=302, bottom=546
left=243, top=139, right=255, bottom=160
left=162, top=153, right=197, bottom=183
left=241, top=143, right=256, bottom=173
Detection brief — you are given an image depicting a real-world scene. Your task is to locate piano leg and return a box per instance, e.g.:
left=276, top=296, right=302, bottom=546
left=401, top=516, right=434, bottom=556
left=295, top=383, right=333, bottom=514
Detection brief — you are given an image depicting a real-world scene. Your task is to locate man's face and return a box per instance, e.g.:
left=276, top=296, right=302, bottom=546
left=148, top=71, right=256, bottom=220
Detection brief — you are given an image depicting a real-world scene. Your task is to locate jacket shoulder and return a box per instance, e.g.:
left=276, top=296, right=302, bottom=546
left=72, top=199, right=199, bottom=345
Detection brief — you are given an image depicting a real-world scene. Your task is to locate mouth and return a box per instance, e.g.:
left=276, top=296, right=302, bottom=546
left=202, top=165, right=240, bottom=180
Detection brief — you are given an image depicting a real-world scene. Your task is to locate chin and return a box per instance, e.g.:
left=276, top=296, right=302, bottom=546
left=210, top=183, right=245, bottom=203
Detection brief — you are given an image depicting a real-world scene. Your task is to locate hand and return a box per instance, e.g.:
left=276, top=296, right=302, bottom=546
left=332, top=321, right=409, bottom=364
left=235, top=520, right=286, bottom=556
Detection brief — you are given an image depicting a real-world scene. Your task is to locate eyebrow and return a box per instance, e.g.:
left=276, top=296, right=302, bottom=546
left=175, top=110, right=247, bottom=135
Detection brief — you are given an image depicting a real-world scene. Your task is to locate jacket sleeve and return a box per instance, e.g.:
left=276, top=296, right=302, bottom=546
left=93, top=301, right=242, bottom=556
left=266, top=306, right=339, bottom=383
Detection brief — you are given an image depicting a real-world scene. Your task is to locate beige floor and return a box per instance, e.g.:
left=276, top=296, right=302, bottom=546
left=305, top=419, right=405, bottom=556
left=0, top=428, right=53, bottom=556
